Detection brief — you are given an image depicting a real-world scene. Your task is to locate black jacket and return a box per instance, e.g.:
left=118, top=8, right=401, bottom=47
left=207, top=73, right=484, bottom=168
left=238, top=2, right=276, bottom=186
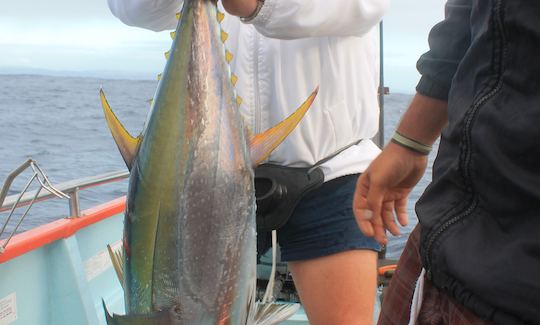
left=415, top=0, right=540, bottom=324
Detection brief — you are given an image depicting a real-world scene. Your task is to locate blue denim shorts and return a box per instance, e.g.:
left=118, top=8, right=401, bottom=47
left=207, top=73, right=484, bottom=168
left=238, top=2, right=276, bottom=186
left=276, top=174, right=381, bottom=262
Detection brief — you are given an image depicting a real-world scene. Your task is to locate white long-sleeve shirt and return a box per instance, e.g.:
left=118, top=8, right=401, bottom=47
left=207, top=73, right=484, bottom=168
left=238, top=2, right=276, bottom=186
left=108, top=0, right=389, bottom=181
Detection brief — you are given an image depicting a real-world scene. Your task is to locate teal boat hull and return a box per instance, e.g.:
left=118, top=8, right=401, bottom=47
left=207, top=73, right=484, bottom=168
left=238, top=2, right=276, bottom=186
left=0, top=197, right=380, bottom=324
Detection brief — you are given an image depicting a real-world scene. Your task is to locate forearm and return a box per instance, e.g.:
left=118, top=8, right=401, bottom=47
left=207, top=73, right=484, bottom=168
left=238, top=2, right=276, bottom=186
left=107, top=0, right=257, bottom=31
left=396, top=93, right=448, bottom=146
left=247, top=0, right=389, bottom=40
left=107, top=0, right=182, bottom=31
left=355, top=94, right=444, bottom=243
left=397, top=0, right=471, bottom=144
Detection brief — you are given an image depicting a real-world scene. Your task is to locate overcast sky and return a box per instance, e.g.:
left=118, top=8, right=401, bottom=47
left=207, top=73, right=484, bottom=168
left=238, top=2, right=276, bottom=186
left=0, top=0, right=447, bottom=93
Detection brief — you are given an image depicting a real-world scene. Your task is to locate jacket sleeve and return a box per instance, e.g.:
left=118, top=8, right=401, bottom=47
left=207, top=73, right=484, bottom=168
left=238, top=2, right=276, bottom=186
left=416, top=0, right=472, bottom=101
left=248, top=0, right=389, bottom=39
left=107, top=0, right=182, bottom=31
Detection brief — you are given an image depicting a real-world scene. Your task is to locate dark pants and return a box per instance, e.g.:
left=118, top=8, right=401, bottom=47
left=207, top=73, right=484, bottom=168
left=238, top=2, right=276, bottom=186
left=378, top=225, right=494, bottom=325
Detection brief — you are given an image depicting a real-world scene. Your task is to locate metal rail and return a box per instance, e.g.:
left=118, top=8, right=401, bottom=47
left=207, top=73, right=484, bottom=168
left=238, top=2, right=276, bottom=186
left=0, top=159, right=129, bottom=253
left=378, top=20, right=385, bottom=148
left=0, top=164, right=129, bottom=217
left=373, top=20, right=386, bottom=149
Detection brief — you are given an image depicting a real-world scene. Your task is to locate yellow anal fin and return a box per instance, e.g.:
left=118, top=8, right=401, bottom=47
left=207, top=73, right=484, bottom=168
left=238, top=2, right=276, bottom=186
left=107, top=244, right=125, bottom=290
left=100, top=89, right=142, bottom=170
left=249, top=87, right=319, bottom=166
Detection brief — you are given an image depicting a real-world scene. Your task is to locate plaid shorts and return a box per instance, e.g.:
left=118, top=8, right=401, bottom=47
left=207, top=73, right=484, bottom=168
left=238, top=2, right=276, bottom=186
left=378, top=225, right=495, bottom=325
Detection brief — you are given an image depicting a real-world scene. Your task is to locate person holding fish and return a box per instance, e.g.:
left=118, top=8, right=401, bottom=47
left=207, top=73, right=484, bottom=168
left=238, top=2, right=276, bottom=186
left=354, top=0, right=540, bottom=324
left=108, top=0, right=388, bottom=323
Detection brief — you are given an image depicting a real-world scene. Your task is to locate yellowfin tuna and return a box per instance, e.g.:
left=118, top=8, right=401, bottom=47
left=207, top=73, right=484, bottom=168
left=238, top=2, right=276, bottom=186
left=101, top=0, right=317, bottom=324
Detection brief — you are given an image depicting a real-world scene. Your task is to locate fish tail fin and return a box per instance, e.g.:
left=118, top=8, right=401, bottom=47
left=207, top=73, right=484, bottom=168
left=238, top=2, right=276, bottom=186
left=249, top=302, right=301, bottom=325
left=99, top=88, right=142, bottom=170
left=102, top=300, right=181, bottom=325
left=103, top=299, right=117, bottom=325
left=249, top=87, right=319, bottom=166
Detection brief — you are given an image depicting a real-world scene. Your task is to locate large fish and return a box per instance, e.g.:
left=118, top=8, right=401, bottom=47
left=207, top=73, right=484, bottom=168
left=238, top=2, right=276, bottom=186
left=100, top=0, right=318, bottom=323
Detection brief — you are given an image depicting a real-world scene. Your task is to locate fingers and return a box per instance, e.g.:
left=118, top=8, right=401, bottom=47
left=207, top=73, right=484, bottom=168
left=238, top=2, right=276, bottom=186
left=357, top=215, right=375, bottom=238
left=353, top=174, right=411, bottom=246
left=353, top=175, right=375, bottom=237
left=382, top=201, right=400, bottom=236
left=364, top=176, right=387, bottom=244
left=381, top=193, right=410, bottom=234
left=371, top=215, right=388, bottom=246
left=354, top=173, right=388, bottom=245
left=394, top=196, right=409, bottom=227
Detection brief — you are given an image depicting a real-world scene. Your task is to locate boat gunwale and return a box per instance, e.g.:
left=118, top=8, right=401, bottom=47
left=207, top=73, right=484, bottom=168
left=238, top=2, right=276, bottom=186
left=0, top=196, right=125, bottom=263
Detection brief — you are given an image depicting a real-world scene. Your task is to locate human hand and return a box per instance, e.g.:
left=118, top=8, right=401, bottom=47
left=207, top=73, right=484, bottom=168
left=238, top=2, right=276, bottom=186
left=221, top=0, right=258, bottom=18
left=353, top=142, right=428, bottom=245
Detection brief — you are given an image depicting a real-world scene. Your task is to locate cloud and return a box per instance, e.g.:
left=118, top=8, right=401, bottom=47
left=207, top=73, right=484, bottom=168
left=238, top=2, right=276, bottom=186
left=0, top=0, right=171, bottom=78
left=1, top=0, right=114, bottom=21
left=0, top=20, right=169, bottom=48
left=1, top=0, right=449, bottom=90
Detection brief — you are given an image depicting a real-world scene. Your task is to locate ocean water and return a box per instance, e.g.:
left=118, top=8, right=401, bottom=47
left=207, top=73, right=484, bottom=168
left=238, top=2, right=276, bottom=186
left=0, top=74, right=435, bottom=259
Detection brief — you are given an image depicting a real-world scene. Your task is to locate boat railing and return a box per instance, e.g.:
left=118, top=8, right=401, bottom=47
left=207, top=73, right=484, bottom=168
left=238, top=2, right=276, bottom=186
left=0, top=159, right=129, bottom=252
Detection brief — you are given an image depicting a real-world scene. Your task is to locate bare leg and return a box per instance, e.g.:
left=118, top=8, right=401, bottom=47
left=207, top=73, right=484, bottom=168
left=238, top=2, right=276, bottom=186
left=288, top=249, right=378, bottom=325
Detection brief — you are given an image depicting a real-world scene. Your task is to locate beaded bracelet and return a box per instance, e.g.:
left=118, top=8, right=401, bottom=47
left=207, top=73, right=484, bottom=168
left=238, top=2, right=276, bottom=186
left=391, top=131, right=432, bottom=155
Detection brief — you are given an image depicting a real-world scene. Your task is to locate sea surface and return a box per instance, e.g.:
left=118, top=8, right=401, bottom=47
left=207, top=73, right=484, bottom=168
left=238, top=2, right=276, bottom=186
left=0, top=74, right=437, bottom=259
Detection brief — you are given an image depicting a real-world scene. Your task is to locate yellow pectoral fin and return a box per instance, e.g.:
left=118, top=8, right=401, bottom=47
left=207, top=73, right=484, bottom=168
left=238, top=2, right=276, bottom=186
left=249, top=87, right=319, bottom=166
left=100, top=89, right=142, bottom=170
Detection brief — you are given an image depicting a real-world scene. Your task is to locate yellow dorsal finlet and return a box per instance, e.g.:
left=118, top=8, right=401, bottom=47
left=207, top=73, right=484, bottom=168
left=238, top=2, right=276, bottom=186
left=231, top=74, right=238, bottom=86
left=157, top=73, right=162, bottom=81
left=176, top=12, right=181, bottom=20
left=217, top=11, right=225, bottom=22
left=221, top=30, right=228, bottom=43
left=249, top=87, right=319, bottom=166
left=164, top=51, right=170, bottom=60
left=100, top=88, right=142, bottom=171
left=225, top=50, right=233, bottom=63
left=170, top=31, right=176, bottom=40
left=236, top=95, right=243, bottom=106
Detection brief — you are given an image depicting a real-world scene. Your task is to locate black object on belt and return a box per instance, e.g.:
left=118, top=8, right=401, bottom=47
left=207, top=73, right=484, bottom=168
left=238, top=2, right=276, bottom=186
left=254, top=164, right=324, bottom=232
